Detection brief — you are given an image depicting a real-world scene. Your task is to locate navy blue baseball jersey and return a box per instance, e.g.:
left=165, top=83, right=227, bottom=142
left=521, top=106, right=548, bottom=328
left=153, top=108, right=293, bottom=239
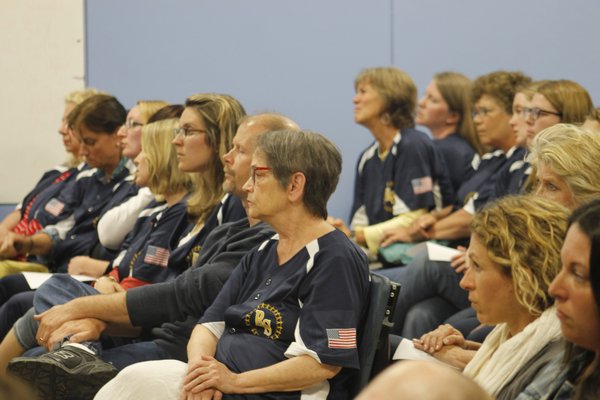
left=471, top=147, right=528, bottom=211
left=14, top=164, right=85, bottom=237
left=39, top=158, right=137, bottom=271
left=168, top=193, right=246, bottom=272
left=434, top=133, right=476, bottom=193
left=200, top=229, right=370, bottom=400
left=454, top=148, right=515, bottom=209
left=109, top=196, right=190, bottom=289
left=350, top=128, right=455, bottom=228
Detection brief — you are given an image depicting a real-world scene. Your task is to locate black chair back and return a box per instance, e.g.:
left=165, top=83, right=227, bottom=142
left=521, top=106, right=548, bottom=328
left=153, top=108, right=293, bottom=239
left=351, top=273, right=401, bottom=396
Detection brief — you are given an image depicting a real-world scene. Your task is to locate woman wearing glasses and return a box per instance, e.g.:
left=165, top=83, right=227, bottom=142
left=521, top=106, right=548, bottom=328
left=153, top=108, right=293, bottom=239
left=94, top=129, right=370, bottom=400
left=524, top=80, right=593, bottom=147
left=160, top=93, right=246, bottom=275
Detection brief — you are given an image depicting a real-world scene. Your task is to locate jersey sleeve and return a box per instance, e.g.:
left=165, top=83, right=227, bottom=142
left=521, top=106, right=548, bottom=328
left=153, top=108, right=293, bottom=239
left=284, top=243, right=369, bottom=369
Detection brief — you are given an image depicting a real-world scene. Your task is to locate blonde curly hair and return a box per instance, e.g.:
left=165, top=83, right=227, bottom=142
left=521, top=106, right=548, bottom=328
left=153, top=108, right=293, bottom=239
left=471, top=195, right=568, bottom=316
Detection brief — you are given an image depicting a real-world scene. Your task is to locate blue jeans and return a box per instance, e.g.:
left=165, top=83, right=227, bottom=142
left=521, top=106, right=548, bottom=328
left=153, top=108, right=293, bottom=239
left=14, top=274, right=99, bottom=349
left=375, top=249, right=470, bottom=338
left=15, top=274, right=173, bottom=370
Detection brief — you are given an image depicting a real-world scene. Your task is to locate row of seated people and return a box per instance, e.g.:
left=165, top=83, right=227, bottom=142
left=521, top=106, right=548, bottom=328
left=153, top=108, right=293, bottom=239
left=0, top=66, right=598, bottom=399
left=0, top=94, right=247, bottom=340
left=331, top=68, right=600, bottom=399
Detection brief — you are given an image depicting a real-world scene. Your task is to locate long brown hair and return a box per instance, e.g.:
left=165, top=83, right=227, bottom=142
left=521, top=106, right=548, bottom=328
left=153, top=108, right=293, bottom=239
left=184, top=93, right=246, bottom=223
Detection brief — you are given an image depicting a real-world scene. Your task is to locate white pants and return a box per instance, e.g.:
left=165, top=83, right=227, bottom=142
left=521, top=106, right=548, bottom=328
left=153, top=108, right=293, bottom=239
left=94, top=359, right=187, bottom=400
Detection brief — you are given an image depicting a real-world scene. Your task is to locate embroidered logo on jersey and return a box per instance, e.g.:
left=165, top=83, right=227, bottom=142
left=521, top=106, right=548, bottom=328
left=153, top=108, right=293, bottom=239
left=44, top=198, right=65, bottom=217
left=326, top=328, right=357, bottom=349
left=244, top=303, right=283, bottom=340
left=186, top=245, right=202, bottom=267
left=411, top=177, right=433, bottom=195
left=383, top=181, right=395, bottom=213
left=144, top=245, right=170, bottom=267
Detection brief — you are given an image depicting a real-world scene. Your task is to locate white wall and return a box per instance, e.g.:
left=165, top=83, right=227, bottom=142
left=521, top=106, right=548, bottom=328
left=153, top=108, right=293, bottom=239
left=0, top=0, right=85, bottom=203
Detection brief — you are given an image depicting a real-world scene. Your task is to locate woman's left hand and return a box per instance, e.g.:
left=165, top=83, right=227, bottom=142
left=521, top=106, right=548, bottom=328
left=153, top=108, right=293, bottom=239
left=182, top=355, right=239, bottom=396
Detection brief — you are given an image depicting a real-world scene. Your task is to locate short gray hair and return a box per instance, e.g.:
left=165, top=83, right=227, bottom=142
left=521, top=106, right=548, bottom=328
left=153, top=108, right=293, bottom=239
left=256, top=130, right=342, bottom=219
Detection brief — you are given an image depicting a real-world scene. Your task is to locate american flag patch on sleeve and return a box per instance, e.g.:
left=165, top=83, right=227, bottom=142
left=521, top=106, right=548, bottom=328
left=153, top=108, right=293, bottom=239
left=44, top=198, right=65, bottom=217
left=411, top=176, right=433, bottom=195
left=326, top=328, right=357, bottom=349
left=144, top=245, right=170, bottom=267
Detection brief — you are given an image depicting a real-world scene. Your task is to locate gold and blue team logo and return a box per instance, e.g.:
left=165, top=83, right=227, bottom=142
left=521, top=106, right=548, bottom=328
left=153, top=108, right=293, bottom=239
left=244, top=303, right=283, bottom=340
left=186, top=245, right=202, bottom=267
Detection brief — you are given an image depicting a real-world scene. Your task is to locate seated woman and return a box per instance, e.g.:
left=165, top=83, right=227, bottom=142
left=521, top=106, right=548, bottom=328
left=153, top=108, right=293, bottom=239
left=416, top=71, right=483, bottom=192
left=518, top=198, right=600, bottom=399
left=329, top=66, right=455, bottom=254
left=93, top=130, right=370, bottom=400
left=71, top=101, right=183, bottom=276
left=412, top=195, right=568, bottom=400
left=0, top=88, right=99, bottom=262
left=160, top=93, right=247, bottom=272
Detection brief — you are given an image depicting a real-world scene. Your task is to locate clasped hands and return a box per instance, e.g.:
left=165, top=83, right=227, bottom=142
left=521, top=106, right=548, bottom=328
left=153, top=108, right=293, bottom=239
left=380, top=214, right=437, bottom=247
left=180, top=356, right=239, bottom=400
left=411, top=323, right=480, bottom=369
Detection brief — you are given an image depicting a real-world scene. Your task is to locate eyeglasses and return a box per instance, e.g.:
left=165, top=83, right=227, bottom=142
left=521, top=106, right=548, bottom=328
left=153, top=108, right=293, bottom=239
left=125, top=120, right=143, bottom=129
left=471, top=107, right=495, bottom=119
left=174, top=127, right=208, bottom=138
left=250, top=165, right=271, bottom=184
left=522, top=107, right=562, bottom=121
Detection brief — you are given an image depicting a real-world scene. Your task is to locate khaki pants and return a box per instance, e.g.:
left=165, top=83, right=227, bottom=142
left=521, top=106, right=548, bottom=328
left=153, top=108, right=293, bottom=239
left=0, top=259, right=48, bottom=278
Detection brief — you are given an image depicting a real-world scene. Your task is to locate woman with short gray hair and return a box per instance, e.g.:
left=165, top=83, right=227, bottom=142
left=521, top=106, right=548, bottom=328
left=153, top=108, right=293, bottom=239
left=94, top=130, right=370, bottom=400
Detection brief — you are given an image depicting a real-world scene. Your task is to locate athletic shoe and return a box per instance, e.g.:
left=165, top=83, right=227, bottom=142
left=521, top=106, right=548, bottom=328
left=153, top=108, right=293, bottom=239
left=7, top=344, right=118, bottom=400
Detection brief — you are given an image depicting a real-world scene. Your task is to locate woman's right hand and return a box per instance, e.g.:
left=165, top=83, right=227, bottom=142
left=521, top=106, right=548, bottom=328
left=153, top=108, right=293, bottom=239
left=412, top=323, right=465, bottom=353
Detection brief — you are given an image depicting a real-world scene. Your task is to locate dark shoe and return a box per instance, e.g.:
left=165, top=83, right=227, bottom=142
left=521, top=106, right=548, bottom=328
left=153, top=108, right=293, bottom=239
left=7, top=344, right=118, bottom=400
